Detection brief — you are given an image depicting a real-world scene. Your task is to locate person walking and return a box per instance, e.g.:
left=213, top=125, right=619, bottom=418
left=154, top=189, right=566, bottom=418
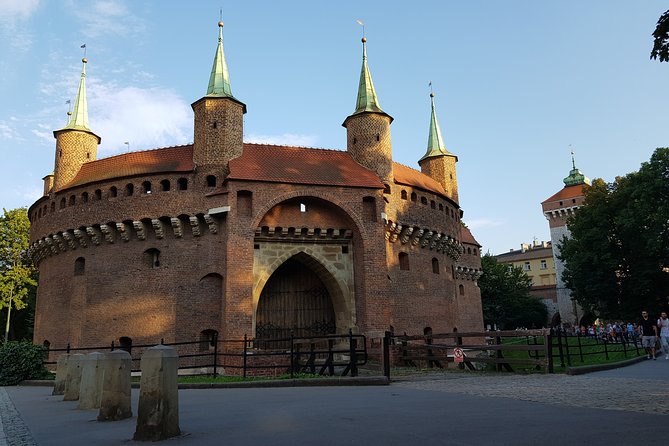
left=639, top=310, right=658, bottom=360
left=657, top=311, right=669, bottom=360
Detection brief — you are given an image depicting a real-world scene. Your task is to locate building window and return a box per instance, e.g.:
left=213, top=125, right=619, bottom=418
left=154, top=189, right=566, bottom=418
left=126, top=183, right=134, bottom=196
left=362, top=196, right=376, bottom=222
left=82, top=192, right=89, bottom=203
left=51, top=202, right=55, bottom=212
left=206, top=175, right=216, bottom=187
left=524, top=262, right=531, bottom=271
left=401, top=190, right=407, bottom=200
left=59, top=198, right=66, bottom=209
left=94, top=189, right=102, bottom=200
left=467, top=247, right=472, bottom=255
left=143, top=248, right=160, bottom=268
left=300, top=203, right=307, bottom=213
left=439, top=204, right=443, bottom=211
left=109, top=186, right=118, bottom=198
left=432, top=258, right=439, bottom=274
left=459, top=284, right=465, bottom=296
left=237, top=190, right=252, bottom=217
left=160, top=179, right=171, bottom=191
left=142, top=181, right=152, bottom=194
left=383, top=184, right=391, bottom=194
left=68, top=195, right=75, bottom=206
left=74, top=257, right=85, bottom=276
left=199, top=329, right=218, bottom=351
left=411, top=192, right=417, bottom=202
left=177, top=178, right=188, bottom=190
left=399, top=252, right=409, bottom=271
left=421, top=197, right=428, bottom=205
left=118, top=337, right=132, bottom=354
left=540, top=260, right=547, bottom=270
left=430, top=200, right=436, bottom=209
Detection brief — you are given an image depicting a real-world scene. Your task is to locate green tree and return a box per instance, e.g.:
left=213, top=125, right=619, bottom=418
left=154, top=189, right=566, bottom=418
left=559, top=148, right=669, bottom=320
left=0, top=208, right=37, bottom=343
left=651, top=9, right=669, bottom=62
left=479, top=254, right=548, bottom=330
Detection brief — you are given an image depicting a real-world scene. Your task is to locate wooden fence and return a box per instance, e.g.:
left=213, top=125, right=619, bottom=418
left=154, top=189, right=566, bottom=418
left=382, top=330, right=553, bottom=377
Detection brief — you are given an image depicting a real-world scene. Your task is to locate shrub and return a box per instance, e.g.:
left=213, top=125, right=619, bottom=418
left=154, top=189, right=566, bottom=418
left=0, top=341, right=50, bottom=386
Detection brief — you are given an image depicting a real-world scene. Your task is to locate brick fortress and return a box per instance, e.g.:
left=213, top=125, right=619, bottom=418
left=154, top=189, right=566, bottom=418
left=28, top=22, right=484, bottom=351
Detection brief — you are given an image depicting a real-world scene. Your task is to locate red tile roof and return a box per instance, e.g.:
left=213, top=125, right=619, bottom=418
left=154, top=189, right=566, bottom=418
left=392, top=162, right=448, bottom=196
left=59, top=145, right=194, bottom=190
left=57, top=143, right=451, bottom=200
left=460, top=225, right=481, bottom=247
left=541, top=184, right=588, bottom=204
left=227, top=144, right=385, bottom=189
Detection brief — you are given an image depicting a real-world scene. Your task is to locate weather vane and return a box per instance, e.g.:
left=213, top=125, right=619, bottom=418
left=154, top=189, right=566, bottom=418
left=356, top=19, right=365, bottom=39
left=81, top=43, right=87, bottom=59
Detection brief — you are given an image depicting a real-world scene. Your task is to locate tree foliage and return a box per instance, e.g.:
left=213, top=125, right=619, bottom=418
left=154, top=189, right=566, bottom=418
left=559, top=148, right=669, bottom=320
left=651, top=9, right=669, bottom=62
left=0, top=341, right=50, bottom=385
left=0, top=208, right=37, bottom=341
left=479, top=254, right=548, bottom=330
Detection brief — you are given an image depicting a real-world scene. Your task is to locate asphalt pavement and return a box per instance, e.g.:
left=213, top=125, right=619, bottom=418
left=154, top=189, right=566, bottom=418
left=1, top=357, right=667, bottom=446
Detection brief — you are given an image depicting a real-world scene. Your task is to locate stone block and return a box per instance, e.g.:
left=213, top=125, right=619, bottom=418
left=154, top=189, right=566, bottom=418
left=63, top=354, right=85, bottom=401
left=133, top=345, right=180, bottom=441
left=52, top=354, right=69, bottom=396
left=78, top=352, right=104, bottom=410
left=97, top=350, right=132, bottom=421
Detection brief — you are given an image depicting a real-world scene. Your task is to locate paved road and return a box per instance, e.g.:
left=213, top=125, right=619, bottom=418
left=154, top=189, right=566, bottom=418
left=1, top=358, right=667, bottom=446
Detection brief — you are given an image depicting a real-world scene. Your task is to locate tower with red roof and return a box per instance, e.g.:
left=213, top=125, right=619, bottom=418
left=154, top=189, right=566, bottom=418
left=541, top=156, right=591, bottom=325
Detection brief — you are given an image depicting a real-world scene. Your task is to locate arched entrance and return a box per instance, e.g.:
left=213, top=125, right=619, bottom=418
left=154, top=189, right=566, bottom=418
left=256, top=258, right=336, bottom=347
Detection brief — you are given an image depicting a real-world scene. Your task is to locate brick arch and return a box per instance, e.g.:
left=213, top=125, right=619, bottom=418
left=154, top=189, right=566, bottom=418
left=250, top=190, right=367, bottom=241
left=252, top=248, right=355, bottom=336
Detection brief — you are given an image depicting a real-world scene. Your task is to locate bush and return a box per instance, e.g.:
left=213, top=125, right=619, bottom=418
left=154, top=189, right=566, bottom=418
left=0, top=341, right=50, bottom=386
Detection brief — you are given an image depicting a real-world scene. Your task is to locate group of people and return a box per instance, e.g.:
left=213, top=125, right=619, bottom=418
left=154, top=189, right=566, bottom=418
left=639, top=310, right=669, bottom=360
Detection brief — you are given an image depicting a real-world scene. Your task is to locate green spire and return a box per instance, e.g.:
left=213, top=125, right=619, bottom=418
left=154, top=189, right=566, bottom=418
left=206, top=21, right=233, bottom=97
left=420, top=93, right=454, bottom=162
left=563, top=151, right=591, bottom=186
left=62, top=58, right=91, bottom=132
left=352, top=37, right=385, bottom=115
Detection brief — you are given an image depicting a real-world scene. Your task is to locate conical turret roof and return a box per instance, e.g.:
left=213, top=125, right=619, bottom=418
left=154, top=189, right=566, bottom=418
left=420, top=92, right=455, bottom=162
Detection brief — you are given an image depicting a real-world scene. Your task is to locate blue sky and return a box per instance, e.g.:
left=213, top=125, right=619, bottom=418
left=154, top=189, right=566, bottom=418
left=0, top=0, right=667, bottom=255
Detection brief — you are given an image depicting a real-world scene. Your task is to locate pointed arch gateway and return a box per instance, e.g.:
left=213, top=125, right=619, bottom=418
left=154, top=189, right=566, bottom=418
left=255, top=252, right=344, bottom=347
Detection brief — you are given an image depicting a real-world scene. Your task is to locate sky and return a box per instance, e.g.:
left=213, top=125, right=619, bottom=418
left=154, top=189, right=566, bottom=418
left=0, top=0, right=667, bottom=256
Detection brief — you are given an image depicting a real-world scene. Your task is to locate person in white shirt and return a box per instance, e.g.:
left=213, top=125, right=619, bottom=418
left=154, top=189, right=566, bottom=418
left=658, top=311, right=669, bottom=360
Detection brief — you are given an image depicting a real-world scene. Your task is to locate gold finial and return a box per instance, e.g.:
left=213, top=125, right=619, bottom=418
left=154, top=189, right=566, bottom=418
left=82, top=57, right=87, bottom=64
left=218, top=21, right=224, bottom=27
left=361, top=37, right=366, bottom=43
left=430, top=92, right=434, bottom=98
left=67, top=111, right=72, bottom=116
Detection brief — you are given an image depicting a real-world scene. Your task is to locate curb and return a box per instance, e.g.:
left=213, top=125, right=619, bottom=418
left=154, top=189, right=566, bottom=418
left=20, top=376, right=390, bottom=389
left=566, top=355, right=646, bottom=375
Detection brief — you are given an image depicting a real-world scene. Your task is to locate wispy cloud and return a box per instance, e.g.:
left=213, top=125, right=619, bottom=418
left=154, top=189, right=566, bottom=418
left=466, top=218, right=506, bottom=229
left=73, top=0, right=144, bottom=39
left=246, top=133, right=318, bottom=147
left=0, top=121, right=22, bottom=140
left=88, top=82, right=192, bottom=154
left=0, top=0, right=40, bottom=20
left=0, top=0, right=40, bottom=52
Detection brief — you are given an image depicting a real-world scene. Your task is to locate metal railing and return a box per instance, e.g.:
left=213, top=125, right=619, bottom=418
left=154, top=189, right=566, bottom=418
left=43, top=330, right=367, bottom=378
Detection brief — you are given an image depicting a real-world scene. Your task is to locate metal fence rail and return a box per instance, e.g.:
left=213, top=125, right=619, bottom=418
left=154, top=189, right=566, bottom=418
left=43, top=330, right=367, bottom=378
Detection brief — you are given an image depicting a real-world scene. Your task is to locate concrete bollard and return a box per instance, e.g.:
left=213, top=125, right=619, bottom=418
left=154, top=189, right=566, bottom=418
left=133, top=345, right=180, bottom=441
left=78, top=352, right=104, bottom=410
left=63, top=354, right=85, bottom=401
left=52, top=354, right=69, bottom=396
left=97, top=350, right=133, bottom=421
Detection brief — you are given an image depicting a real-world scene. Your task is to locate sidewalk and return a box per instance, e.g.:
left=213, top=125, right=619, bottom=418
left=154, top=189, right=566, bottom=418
left=1, top=359, right=667, bottom=446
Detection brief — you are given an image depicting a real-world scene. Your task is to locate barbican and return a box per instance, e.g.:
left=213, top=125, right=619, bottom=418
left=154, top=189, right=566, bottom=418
left=28, top=21, right=484, bottom=352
